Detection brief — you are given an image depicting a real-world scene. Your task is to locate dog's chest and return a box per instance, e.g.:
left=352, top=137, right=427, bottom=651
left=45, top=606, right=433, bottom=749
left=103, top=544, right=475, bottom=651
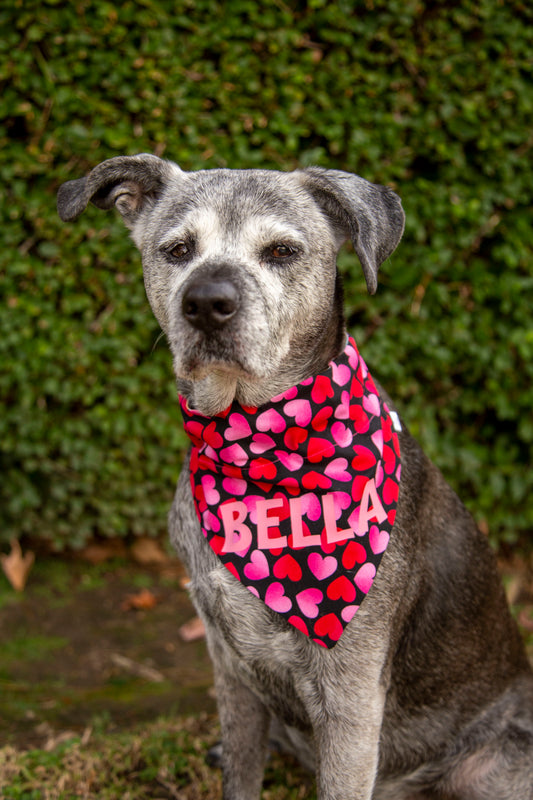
left=170, top=485, right=313, bottom=727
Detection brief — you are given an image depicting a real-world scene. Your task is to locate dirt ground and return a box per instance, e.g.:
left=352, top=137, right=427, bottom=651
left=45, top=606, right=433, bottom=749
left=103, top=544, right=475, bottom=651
left=0, top=550, right=216, bottom=751
left=0, top=543, right=532, bottom=755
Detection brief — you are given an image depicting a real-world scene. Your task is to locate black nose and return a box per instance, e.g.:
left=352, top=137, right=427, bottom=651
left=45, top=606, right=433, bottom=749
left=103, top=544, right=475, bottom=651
left=182, top=278, right=240, bottom=333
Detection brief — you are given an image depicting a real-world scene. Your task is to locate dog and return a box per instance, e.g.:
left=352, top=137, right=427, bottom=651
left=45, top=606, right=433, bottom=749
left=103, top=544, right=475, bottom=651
left=57, top=154, right=533, bottom=800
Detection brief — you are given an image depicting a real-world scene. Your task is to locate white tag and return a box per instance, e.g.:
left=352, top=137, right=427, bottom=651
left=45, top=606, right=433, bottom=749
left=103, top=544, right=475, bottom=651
left=389, top=411, right=402, bottom=432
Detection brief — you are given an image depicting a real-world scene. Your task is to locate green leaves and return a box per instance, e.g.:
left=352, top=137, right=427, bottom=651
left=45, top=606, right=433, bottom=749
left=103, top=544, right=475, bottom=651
left=2, top=0, right=532, bottom=548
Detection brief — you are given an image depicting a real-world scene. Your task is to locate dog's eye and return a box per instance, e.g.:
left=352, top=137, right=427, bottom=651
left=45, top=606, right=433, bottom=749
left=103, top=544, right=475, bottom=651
left=169, top=242, right=190, bottom=259
left=269, top=244, right=296, bottom=259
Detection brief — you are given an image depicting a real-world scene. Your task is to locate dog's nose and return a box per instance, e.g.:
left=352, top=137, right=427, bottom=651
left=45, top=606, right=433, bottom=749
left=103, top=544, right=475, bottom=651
left=182, top=279, right=240, bottom=332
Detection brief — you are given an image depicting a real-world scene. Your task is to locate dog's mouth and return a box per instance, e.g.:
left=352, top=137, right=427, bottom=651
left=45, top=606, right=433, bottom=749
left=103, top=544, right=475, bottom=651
left=170, top=333, right=262, bottom=383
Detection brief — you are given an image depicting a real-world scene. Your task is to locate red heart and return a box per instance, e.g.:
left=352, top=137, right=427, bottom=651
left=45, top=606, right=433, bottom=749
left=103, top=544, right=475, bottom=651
left=393, top=433, right=400, bottom=458
left=274, top=554, right=303, bottom=582
left=210, top=535, right=225, bottom=555
left=342, top=541, right=367, bottom=569
left=307, top=437, right=336, bottom=463
left=382, top=416, right=393, bottom=443
left=184, top=420, right=204, bottom=447
left=277, top=477, right=301, bottom=496
left=314, top=613, right=343, bottom=642
left=350, top=405, right=369, bottom=434
left=311, top=406, right=333, bottom=432
left=350, top=375, right=364, bottom=398
left=288, top=615, right=309, bottom=636
left=284, top=426, right=308, bottom=450
left=249, top=457, right=277, bottom=481
left=327, top=575, right=356, bottom=602
left=198, top=454, right=216, bottom=472
left=364, top=373, right=378, bottom=395
left=383, top=444, right=397, bottom=475
left=351, top=446, right=377, bottom=472
left=203, top=421, right=224, bottom=449
left=225, top=562, right=240, bottom=580
left=221, top=464, right=244, bottom=480
left=241, top=405, right=258, bottom=415
left=194, top=484, right=207, bottom=512
left=302, top=471, right=332, bottom=490
left=351, top=475, right=367, bottom=502
left=383, top=477, right=399, bottom=505
left=311, top=374, right=334, bottom=403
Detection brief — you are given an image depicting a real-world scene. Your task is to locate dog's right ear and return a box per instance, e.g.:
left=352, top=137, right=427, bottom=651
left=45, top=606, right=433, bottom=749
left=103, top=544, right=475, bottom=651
left=57, top=154, right=180, bottom=228
left=300, top=167, right=405, bottom=295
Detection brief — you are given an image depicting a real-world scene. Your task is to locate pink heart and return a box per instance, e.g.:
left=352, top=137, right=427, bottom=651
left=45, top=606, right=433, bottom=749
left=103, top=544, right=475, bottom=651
left=341, top=604, right=359, bottom=623
left=284, top=398, right=312, bottom=427
left=354, top=562, right=376, bottom=594
left=202, top=509, right=221, bottom=533
left=329, top=491, right=351, bottom=515
left=369, top=525, right=389, bottom=555
left=363, top=393, right=381, bottom=418
left=371, top=429, right=384, bottom=455
left=296, top=587, right=323, bottom=618
left=265, top=581, right=292, bottom=613
left=331, top=361, right=351, bottom=387
left=250, top=433, right=275, bottom=454
left=222, top=476, right=247, bottom=496
left=244, top=550, right=270, bottom=581
left=308, top=552, right=337, bottom=581
left=201, top=474, right=220, bottom=505
left=274, top=450, right=304, bottom=472
left=225, top=412, right=252, bottom=441
left=243, top=495, right=264, bottom=524
left=331, top=421, right=353, bottom=448
left=256, top=408, right=287, bottom=434
left=300, top=492, right=322, bottom=522
left=334, top=391, right=350, bottom=419
left=220, top=443, right=248, bottom=466
left=324, top=457, right=351, bottom=482
left=345, top=342, right=359, bottom=369
left=270, top=385, right=298, bottom=403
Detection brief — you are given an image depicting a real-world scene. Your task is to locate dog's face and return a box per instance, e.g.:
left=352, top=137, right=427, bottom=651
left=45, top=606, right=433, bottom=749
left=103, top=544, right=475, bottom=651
left=58, top=155, right=404, bottom=413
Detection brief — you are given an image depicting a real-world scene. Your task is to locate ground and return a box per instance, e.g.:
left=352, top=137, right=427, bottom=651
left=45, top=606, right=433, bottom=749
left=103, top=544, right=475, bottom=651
left=0, top=543, right=531, bottom=798
left=0, top=551, right=215, bottom=751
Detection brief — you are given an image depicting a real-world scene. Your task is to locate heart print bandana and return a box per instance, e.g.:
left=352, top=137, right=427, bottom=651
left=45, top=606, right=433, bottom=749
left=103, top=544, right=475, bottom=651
left=180, top=337, right=401, bottom=648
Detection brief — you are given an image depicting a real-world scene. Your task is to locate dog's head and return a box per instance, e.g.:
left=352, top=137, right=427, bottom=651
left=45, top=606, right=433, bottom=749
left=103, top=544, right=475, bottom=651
left=58, top=155, right=404, bottom=414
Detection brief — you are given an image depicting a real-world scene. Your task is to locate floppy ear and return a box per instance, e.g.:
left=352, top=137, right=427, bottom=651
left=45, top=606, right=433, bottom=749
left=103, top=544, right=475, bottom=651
left=301, top=167, right=405, bottom=294
left=57, top=153, right=179, bottom=227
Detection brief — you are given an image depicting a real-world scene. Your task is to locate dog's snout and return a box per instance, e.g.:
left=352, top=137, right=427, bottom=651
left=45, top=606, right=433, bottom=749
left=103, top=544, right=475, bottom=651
left=182, top=278, right=240, bottom=333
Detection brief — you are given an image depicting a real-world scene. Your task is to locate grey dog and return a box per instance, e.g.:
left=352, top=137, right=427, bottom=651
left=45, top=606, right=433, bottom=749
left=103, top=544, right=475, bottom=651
left=57, top=154, right=533, bottom=800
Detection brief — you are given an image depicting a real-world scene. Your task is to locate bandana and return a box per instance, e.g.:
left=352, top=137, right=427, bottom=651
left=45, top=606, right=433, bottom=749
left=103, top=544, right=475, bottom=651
left=180, top=337, right=401, bottom=649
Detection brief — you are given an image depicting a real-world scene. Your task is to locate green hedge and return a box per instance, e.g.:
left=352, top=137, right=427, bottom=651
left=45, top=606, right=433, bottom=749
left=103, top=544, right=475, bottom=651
left=1, top=0, right=532, bottom=550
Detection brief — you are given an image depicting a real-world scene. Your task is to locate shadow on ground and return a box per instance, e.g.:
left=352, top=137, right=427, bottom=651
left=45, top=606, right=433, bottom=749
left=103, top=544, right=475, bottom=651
left=0, top=555, right=215, bottom=750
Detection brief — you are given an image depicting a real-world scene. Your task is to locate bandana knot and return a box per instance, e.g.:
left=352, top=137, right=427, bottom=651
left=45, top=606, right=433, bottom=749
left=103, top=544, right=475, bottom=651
left=180, top=337, right=401, bottom=648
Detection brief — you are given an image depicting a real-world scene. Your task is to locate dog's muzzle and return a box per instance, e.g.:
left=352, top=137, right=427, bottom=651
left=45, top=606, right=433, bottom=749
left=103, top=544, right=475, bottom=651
left=182, top=275, right=241, bottom=334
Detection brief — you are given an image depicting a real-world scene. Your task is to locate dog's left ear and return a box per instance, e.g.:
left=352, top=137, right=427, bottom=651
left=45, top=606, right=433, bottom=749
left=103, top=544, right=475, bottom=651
left=57, top=154, right=180, bottom=228
left=301, top=167, right=405, bottom=294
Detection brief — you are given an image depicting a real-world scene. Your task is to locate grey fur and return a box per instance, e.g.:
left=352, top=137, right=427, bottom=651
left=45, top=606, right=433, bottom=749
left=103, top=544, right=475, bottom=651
left=58, top=155, right=533, bottom=800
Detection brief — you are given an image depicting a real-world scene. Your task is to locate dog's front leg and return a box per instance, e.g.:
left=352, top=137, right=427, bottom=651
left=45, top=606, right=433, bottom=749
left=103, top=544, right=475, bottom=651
left=314, top=696, right=383, bottom=800
left=211, top=644, right=270, bottom=800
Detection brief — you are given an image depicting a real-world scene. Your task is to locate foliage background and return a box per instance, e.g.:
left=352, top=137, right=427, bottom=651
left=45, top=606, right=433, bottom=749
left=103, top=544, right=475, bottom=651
left=1, top=0, right=532, bottom=551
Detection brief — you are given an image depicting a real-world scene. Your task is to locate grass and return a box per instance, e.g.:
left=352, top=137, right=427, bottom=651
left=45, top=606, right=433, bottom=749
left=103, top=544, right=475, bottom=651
left=0, top=714, right=316, bottom=800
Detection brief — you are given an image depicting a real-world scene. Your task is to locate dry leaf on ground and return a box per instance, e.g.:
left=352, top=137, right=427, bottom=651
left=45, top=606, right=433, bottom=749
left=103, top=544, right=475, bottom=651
left=121, top=588, right=160, bottom=611
left=0, top=540, right=35, bottom=591
left=179, top=616, right=206, bottom=642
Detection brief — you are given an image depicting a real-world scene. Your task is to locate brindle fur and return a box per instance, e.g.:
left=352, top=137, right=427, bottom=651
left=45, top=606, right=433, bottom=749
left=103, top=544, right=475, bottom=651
left=58, top=155, right=533, bottom=800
